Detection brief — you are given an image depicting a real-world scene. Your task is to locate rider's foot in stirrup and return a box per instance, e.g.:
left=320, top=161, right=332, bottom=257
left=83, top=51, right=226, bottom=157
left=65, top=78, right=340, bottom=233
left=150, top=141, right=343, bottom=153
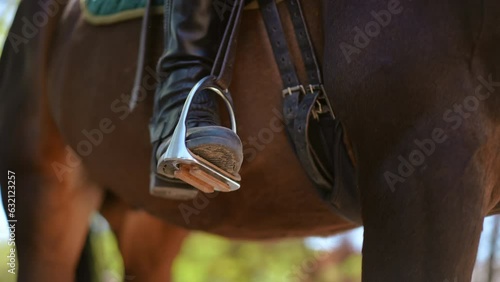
left=149, top=0, right=242, bottom=199
left=150, top=68, right=243, bottom=197
left=154, top=79, right=244, bottom=184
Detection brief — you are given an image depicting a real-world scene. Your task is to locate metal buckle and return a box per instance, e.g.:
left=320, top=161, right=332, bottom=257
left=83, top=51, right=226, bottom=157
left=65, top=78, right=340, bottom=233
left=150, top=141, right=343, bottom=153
left=153, top=75, right=241, bottom=196
left=307, top=84, right=322, bottom=94
left=282, top=85, right=306, bottom=97
left=310, top=84, right=336, bottom=120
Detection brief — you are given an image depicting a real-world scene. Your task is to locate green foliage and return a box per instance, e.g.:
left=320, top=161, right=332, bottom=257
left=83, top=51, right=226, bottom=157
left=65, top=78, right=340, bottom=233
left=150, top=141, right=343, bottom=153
left=0, top=225, right=360, bottom=282
left=171, top=233, right=361, bottom=282
left=89, top=217, right=125, bottom=282
left=0, top=243, right=16, bottom=282
left=173, top=233, right=317, bottom=282
left=30, top=223, right=359, bottom=282
left=340, top=255, right=362, bottom=278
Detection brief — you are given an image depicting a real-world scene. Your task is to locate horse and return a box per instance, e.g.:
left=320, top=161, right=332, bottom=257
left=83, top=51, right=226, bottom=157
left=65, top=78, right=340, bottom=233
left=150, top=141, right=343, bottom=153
left=1, top=0, right=500, bottom=280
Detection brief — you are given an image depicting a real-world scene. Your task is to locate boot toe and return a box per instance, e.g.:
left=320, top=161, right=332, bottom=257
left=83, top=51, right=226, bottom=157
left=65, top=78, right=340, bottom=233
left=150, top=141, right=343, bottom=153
left=157, top=126, right=243, bottom=176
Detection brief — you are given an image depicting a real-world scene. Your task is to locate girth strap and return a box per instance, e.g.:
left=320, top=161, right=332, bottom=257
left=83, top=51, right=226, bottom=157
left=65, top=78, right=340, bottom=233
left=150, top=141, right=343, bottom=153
left=285, top=0, right=322, bottom=86
left=258, top=0, right=333, bottom=189
left=258, top=0, right=361, bottom=223
left=259, top=0, right=301, bottom=88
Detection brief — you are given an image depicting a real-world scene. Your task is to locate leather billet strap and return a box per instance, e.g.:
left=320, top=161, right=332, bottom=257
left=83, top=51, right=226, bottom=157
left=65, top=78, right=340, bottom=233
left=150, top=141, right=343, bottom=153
left=130, top=0, right=245, bottom=110
left=212, top=0, right=246, bottom=90
left=258, top=0, right=301, bottom=88
left=258, top=0, right=361, bottom=223
left=258, top=0, right=301, bottom=134
left=258, top=0, right=333, bottom=187
left=285, top=0, right=322, bottom=86
left=130, top=0, right=153, bottom=110
left=292, top=86, right=334, bottom=189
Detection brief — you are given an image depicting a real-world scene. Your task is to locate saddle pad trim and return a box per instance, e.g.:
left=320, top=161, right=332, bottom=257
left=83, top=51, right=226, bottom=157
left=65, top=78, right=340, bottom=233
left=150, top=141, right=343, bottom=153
left=80, top=0, right=164, bottom=26
left=80, top=0, right=283, bottom=26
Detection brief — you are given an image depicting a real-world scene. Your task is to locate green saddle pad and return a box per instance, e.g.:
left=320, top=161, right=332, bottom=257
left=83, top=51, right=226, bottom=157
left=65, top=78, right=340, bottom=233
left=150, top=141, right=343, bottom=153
left=81, top=0, right=268, bottom=26
left=81, top=0, right=164, bottom=25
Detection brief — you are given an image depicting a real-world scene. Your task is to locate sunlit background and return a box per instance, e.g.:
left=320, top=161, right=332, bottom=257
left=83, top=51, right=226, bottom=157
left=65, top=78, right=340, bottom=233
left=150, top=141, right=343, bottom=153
left=0, top=1, right=499, bottom=281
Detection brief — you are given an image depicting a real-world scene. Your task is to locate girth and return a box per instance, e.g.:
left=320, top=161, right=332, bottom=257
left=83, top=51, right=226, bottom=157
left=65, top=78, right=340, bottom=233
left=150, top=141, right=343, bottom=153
left=258, top=0, right=362, bottom=224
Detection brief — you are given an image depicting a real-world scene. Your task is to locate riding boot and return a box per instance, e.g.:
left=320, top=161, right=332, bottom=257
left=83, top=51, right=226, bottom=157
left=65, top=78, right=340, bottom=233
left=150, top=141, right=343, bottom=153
left=150, top=0, right=243, bottom=194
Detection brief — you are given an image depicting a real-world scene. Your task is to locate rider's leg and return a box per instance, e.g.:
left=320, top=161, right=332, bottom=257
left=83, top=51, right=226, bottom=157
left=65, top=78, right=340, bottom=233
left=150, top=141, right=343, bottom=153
left=150, top=0, right=243, bottom=193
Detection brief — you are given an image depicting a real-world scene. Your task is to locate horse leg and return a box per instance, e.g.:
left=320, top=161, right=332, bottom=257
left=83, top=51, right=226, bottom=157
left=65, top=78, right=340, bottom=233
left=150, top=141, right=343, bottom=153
left=360, top=137, right=487, bottom=281
left=120, top=211, right=188, bottom=281
left=101, top=195, right=188, bottom=281
left=321, top=0, right=500, bottom=279
left=0, top=1, right=103, bottom=280
left=336, top=79, right=488, bottom=281
left=3, top=116, right=103, bottom=281
left=326, top=57, right=488, bottom=282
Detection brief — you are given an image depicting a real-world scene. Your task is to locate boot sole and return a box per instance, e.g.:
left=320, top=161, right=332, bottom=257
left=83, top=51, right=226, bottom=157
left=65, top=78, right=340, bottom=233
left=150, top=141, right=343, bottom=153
left=151, top=126, right=243, bottom=199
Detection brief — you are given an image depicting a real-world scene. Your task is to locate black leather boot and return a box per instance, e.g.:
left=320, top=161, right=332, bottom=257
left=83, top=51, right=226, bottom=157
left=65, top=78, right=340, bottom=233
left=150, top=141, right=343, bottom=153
left=150, top=0, right=243, bottom=196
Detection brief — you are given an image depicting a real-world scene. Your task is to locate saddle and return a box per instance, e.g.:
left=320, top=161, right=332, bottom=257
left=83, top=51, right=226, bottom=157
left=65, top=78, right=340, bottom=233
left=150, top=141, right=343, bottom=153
left=96, top=0, right=362, bottom=224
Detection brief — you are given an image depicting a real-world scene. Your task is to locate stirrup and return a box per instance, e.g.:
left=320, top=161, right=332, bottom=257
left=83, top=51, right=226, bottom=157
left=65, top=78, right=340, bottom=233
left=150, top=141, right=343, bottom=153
left=150, top=75, right=241, bottom=200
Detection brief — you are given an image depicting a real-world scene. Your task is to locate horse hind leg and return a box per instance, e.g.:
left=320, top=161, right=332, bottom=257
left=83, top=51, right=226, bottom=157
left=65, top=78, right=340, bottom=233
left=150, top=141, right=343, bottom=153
left=0, top=79, right=103, bottom=281
left=354, top=107, right=487, bottom=281
left=0, top=0, right=103, bottom=280
left=3, top=115, right=104, bottom=281
left=348, top=75, right=487, bottom=282
left=100, top=194, right=188, bottom=282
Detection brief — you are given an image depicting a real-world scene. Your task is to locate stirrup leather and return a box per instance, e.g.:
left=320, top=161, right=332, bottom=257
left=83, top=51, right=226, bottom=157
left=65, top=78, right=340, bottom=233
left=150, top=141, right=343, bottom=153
left=150, top=76, right=241, bottom=200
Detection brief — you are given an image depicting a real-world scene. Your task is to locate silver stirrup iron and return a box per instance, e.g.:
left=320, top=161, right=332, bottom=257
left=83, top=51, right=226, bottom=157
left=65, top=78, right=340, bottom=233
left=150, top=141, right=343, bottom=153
left=154, top=76, right=241, bottom=197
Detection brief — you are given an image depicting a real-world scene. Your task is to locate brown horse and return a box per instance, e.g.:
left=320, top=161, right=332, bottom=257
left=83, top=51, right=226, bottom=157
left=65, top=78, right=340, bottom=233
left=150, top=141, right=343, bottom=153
left=1, top=0, right=500, bottom=281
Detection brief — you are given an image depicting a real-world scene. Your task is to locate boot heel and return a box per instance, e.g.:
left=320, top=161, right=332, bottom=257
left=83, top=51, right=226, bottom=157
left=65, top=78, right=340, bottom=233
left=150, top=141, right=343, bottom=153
left=150, top=173, right=199, bottom=200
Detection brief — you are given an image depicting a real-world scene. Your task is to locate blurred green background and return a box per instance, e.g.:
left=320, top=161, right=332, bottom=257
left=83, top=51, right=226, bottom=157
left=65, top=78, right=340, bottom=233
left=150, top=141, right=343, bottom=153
left=0, top=212, right=363, bottom=282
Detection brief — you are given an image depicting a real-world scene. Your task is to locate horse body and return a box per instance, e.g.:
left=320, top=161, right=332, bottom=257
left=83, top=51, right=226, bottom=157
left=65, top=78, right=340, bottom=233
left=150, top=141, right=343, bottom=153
left=2, top=0, right=500, bottom=281
left=48, top=0, right=352, bottom=238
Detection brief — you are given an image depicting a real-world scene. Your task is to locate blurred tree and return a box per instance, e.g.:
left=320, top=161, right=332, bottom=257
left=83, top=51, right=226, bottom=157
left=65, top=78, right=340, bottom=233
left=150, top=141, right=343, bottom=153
left=0, top=0, right=20, bottom=55
left=82, top=215, right=362, bottom=282
left=487, top=216, right=499, bottom=282
left=0, top=244, right=16, bottom=282
left=173, top=233, right=361, bottom=282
